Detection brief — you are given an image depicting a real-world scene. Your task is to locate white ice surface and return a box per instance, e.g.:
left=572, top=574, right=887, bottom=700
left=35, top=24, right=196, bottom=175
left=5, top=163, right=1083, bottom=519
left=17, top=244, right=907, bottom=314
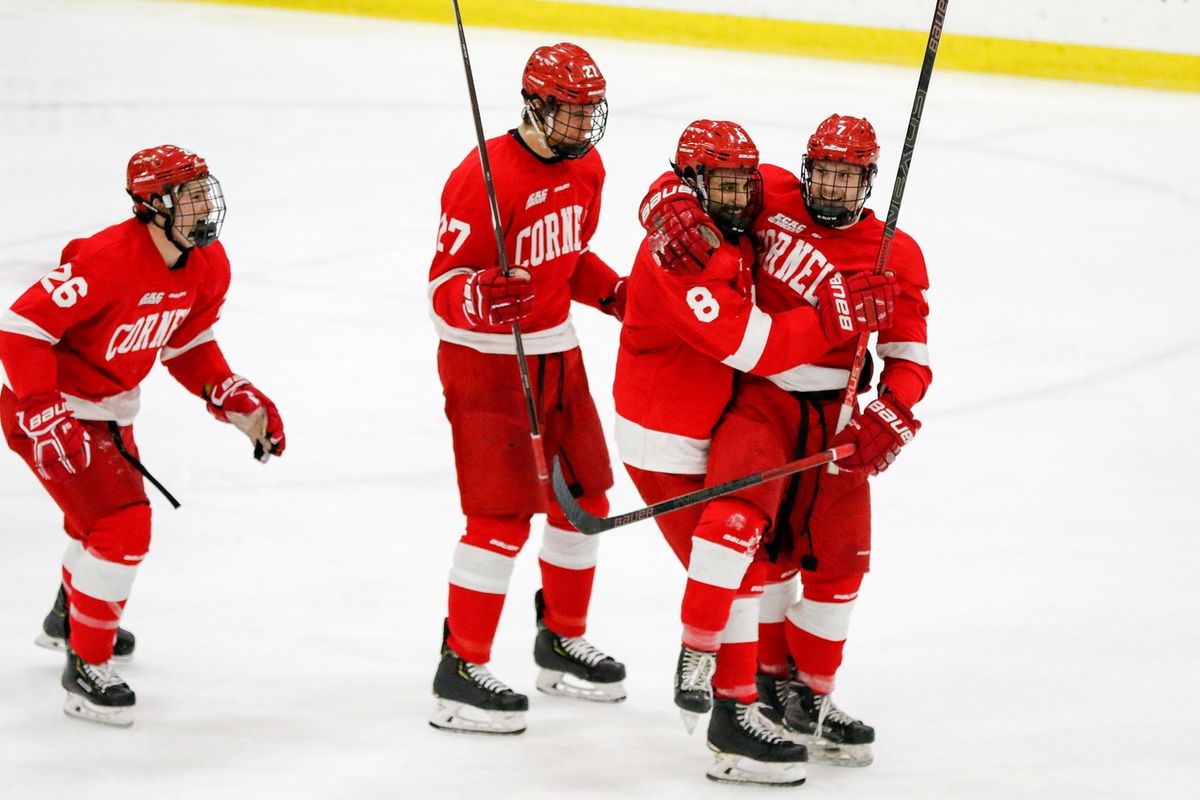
left=1, top=2, right=1199, bottom=798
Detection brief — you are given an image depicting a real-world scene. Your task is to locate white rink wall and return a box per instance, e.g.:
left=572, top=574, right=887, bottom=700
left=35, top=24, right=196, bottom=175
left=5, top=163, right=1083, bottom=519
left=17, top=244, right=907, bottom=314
left=554, top=0, right=1200, bottom=53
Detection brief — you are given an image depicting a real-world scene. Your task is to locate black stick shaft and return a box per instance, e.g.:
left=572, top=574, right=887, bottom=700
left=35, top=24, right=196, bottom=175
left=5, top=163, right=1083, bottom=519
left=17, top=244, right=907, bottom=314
left=552, top=445, right=854, bottom=534
left=449, top=0, right=547, bottom=481
left=835, top=0, right=949, bottom=440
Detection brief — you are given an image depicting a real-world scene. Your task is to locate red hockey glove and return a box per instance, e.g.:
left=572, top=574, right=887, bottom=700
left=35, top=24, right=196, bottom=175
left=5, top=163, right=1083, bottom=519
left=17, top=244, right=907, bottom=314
left=462, top=266, right=534, bottom=327
left=815, top=272, right=898, bottom=341
left=597, top=277, right=627, bottom=321
left=831, top=394, right=921, bottom=476
left=642, top=193, right=721, bottom=275
left=206, top=375, right=286, bottom=463
left=15, top=391, right=91, bottom=482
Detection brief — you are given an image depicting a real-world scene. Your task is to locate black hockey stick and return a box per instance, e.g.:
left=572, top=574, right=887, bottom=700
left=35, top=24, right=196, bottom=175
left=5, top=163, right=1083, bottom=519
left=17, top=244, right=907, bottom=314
left=450, top=0, right=550, bottom=484
left=834, top=0, right=949, bottom=443
left=551, top=444, right=855, bottom=535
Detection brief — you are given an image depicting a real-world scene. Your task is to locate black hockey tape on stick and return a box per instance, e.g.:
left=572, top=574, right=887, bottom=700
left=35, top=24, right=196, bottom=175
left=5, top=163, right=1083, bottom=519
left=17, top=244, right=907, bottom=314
left=552, top=445, right=855, bottom=535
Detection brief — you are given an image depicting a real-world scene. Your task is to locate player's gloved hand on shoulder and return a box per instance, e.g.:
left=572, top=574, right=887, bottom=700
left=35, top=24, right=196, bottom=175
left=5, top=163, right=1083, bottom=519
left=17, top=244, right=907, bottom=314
left=206, top=375, right=286, bottom=463
left=815, top=272, right=898, bottom=341
left=598, top=277, right=627, bottom=321
left=830, top=393, right=920, bottom=476
left=15, top=391, right=91, bottom=482
left=463, top=266, right=534, bottom=327
left=641, top=192, right=721, bottom=275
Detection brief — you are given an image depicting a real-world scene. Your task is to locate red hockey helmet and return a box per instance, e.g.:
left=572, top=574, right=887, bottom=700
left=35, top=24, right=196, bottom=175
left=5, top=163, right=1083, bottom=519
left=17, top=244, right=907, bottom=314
left=803, top=115, right=879, bottom=227
left=522, top=42, right=606, bottom=105
left=127, top=145, right=210, bottom=209
left=674, top=119, right=760, bottom=175
left=673, top=120, right=762, bottom=235
left=522, top=43, right=608, bottom=159
left=126, top=145, right=225, bottom=249
left=806, top=114, right=880, bottom=167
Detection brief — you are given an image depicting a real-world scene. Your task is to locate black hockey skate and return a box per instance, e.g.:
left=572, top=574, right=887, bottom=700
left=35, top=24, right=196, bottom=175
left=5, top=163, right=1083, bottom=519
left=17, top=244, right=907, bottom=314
left=533, top=590, right=626, bottom=703
left=705, top=698, right=807, bottom=786
left=36, top=585, right=135, bottom=663
left=754, top=672, right=797, bottom=730
left=783, top=681, right=875, bottom=767
left=430, top=620, right=528, bottom=735
left=62, top=650, right=136, bottom=727
left=674, top=645, right=717, bottom=733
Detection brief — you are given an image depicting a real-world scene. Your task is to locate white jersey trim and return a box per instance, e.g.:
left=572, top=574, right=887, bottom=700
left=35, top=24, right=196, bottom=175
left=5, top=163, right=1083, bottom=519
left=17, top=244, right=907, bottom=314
left=615, top=412, right=709, bottom=475
left=428, top=268, right=581, bottom=355
left=0, top=310, right=60, bottom=344
left=786, top=596, right=856, bottom=642
left=767, top=364, right=849, bottom=393
left=877, top=340, right=931, bottom=366
left=160, top=328, right=216, bottom=362
left=720, top=305, right=772, bottom=372
left=63, top=388, right=141, bottom=425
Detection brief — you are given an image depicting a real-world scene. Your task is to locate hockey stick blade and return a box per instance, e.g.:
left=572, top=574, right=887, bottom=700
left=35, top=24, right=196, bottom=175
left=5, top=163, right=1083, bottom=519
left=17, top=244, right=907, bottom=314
left=551, top=444, right=856, bottom=535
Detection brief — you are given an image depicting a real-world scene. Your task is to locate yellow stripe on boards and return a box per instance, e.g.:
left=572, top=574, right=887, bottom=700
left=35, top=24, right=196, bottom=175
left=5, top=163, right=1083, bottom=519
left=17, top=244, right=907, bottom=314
left=178, top=0, right=1200, bottom=93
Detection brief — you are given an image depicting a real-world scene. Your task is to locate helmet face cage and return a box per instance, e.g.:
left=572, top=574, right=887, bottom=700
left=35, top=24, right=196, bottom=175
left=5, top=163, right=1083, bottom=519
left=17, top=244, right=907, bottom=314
left=801, top=157, right=876, bottom=228
left=673, top=120, right=762, bottom=235
left=166, top=174, right=226, bottom=249
left=802, top=114, right=879, bottom=227
left=526, top=95, right=608, bottom=159
left=691, top=167, right=763, bottom=236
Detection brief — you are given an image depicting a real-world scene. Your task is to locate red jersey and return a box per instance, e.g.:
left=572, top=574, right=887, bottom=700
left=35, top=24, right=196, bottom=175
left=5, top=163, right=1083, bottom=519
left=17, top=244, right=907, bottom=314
left=613, top=174, right=844, bottom=475
left=428, top=131, right=618, bottom=355
left=752, top=164, right=932, bottom=408
left=0, top=218, right=230, bottom=423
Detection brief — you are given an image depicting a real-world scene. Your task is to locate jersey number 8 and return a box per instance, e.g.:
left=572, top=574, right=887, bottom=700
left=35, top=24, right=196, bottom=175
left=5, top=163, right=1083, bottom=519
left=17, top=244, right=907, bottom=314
left=686, top=286, right=719, bottom=323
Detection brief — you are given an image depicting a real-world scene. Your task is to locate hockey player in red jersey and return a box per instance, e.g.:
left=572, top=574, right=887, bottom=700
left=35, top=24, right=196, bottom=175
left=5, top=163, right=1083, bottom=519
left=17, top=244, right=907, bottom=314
left=616, top=119, right=896, bottom=784
left=644, top=114, right=931, bottom=768
left=0, top=145, right=286, bottom=727
left=427, top=42, right=627, bottom=735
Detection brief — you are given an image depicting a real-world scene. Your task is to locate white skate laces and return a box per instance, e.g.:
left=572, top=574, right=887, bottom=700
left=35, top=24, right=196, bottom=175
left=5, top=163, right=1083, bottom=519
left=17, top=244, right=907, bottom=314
left=557, top=635, right=608, bottom=667
left=815, top=694, right=857, bottom=736
left=464, top=662, right=515, bottom=695
left=740, top=702, right=791, bottom=744
left=678, top=648, right=717, bottom=692
left=82, top=660, right=125, bottom=691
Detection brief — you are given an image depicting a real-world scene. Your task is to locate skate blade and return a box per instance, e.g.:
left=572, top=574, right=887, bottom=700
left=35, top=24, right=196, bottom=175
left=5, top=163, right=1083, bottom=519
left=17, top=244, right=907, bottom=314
left=706, top=753, right=806, bottom=786
left=535, top=669, right=626, bottom=703
left=807, top=740, right=873, bottom=767
left=63, top=693, right=135, bottom=728
left=679, top=709, right=700, bottom=735
left=429, top=699, right=526, bottom=735
left=35, top=635, right=133, bottom=664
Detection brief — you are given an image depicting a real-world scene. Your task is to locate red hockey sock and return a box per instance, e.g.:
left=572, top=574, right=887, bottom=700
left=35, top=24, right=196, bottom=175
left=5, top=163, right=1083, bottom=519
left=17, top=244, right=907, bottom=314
left=446, top=517, right=530, bottom=664
left=758, top=576, right=797, bottom=676
left=784, top=573, right=863, bottom=694
left=540, top=495, right=606, bottom=637
left=447, top=584, right=506, bottom=664
left=712, top=592, right=762, bottom=703
left=681, top=499, right=765, bottom=651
